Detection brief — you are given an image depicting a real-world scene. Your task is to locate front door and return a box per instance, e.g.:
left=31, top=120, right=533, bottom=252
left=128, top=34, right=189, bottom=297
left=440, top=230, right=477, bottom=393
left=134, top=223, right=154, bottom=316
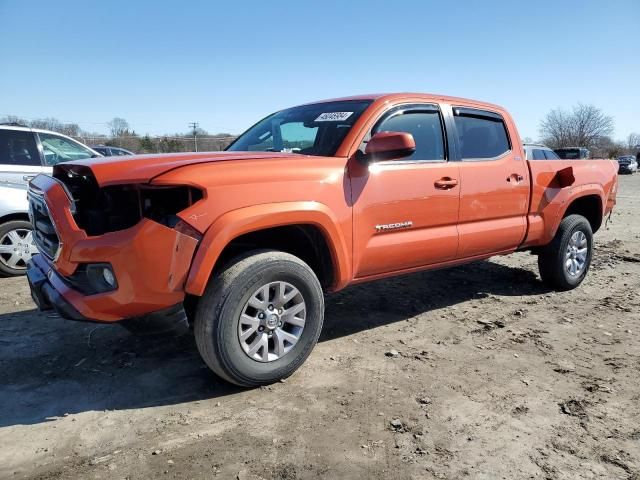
left=350, top=104, right=460, bottom=278
left=451, top=106, right=529, bottom=258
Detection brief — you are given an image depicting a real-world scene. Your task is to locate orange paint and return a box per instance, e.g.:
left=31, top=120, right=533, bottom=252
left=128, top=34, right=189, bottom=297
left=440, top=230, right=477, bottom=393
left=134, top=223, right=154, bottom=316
left=27, top=93, right=618, bottom=322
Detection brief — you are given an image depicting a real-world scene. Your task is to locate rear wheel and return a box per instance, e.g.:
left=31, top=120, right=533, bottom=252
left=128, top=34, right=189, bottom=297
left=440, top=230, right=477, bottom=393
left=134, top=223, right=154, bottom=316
left=538, top=214, right=593, bottom=291
left=0, top=220, right=37, bottom=277
left=194, top=250, right=324, bottom=387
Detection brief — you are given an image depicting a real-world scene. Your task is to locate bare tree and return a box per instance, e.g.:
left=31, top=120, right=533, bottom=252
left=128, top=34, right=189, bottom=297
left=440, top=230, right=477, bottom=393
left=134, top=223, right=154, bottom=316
left=0, top=115, right=29, bottom=126
left=591, top=136, right=624, bottom=159
left=627, top=132, right=640, bottom=151
left=29, top=117, right=81, bottom=137
left=540, top=104, right=614, bottom=149
left=108, top=117, right=130, bottom=137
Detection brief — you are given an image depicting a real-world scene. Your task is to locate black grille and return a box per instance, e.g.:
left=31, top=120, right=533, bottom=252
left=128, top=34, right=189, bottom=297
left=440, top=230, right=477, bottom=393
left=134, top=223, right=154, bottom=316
left=28, top=194, right=60, bottom=260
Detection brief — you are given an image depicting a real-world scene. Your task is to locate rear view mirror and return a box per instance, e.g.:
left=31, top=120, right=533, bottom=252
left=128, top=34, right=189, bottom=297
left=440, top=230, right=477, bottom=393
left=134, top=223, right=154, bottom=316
left=364, top=132, right=415, bottom=161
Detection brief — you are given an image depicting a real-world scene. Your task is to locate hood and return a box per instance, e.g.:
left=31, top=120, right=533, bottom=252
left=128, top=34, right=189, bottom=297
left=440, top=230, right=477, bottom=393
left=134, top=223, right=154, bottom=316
left=56, top=151, right=301, bottom=187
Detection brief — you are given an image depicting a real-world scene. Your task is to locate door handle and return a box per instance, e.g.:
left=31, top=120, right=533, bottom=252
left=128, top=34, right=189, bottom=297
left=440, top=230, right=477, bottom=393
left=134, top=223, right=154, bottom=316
left=434, top=177, right=459, bottom=189
left=507, top=174, right=524, bottom=183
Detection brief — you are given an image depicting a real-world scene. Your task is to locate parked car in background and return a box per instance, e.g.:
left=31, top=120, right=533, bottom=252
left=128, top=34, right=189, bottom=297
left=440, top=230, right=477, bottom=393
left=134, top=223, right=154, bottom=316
left=89, top=145, right=134, bottom=156
left=0, top=124, right=101, bottom=276
left=1, top=124, right=101, bottom=186
left=523, top=143, right=560, bottom=160
left=26, top=93, right=618, bottom=386
left=616, top=155, right=638, bottom=174
left=554, top=147, right=590, bottom=160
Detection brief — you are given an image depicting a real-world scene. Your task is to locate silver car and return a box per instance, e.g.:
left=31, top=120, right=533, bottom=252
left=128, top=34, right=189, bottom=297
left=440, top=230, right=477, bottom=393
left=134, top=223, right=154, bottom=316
left=0, top=125, right=101, bottom=276
left=522, top=143, right=561, bottom=161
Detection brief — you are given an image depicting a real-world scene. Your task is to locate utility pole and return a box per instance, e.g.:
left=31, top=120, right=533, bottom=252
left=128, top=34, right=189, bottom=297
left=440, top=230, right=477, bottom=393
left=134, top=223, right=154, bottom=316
left=189, top=122, right=199, bottom=152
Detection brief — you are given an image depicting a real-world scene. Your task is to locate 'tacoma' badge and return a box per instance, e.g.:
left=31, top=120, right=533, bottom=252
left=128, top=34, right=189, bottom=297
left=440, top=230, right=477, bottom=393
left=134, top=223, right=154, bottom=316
left=375, top=221, right=413, bottom=232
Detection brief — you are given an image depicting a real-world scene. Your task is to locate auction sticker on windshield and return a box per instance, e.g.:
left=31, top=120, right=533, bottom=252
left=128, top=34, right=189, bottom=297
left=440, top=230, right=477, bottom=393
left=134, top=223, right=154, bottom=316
left=315, top=112, right=353, bottom=122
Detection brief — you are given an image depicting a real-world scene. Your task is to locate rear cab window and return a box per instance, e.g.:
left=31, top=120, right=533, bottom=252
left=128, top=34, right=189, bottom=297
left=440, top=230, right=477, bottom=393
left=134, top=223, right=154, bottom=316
left=452, top=107, right=511, bottom=160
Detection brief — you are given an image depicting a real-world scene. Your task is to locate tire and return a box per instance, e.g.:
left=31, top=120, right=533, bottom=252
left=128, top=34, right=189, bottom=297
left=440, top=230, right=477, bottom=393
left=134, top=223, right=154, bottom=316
left=538, top=214, right=593, bottom=291
left=194, top=250, right=324, bottom=387
left=0, top=220, right=36, bottom=277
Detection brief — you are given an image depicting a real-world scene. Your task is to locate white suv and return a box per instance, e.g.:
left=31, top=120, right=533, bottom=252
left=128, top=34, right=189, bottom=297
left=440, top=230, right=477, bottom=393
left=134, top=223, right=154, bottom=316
left=0, top=125, right=101, bottom=276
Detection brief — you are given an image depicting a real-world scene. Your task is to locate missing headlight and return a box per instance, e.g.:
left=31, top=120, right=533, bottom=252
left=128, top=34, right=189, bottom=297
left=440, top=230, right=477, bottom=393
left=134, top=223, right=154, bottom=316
left=53, top=168, right=203, bottom=236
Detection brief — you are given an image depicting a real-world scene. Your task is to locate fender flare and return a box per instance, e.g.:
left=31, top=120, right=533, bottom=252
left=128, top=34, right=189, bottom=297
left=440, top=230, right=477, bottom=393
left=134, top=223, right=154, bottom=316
left=184, top=201, right=351, bottom=296
left=550, top=185, right=605, bottom=237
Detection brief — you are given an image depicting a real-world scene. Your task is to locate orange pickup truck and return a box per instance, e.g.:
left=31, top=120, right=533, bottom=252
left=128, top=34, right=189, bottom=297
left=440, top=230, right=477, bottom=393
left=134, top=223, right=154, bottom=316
left=27, top=93, right=618, bottom=386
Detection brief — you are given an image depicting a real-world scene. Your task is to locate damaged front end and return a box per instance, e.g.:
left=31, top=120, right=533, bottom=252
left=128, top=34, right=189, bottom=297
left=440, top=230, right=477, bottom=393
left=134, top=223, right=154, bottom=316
left=27, top=164, right=204, bottom=322
left=53, top=164, right=203, bottom=237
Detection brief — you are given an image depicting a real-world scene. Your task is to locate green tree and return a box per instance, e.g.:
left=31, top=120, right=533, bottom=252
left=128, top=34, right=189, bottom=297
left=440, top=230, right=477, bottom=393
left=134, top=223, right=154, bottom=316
left=139, top=135, right=155, bottom=153
left=158, top=137, right=183, bottom=153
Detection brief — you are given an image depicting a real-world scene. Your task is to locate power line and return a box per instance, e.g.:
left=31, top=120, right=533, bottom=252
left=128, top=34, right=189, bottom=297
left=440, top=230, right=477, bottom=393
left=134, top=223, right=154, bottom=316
left=0, top=113, right=238, bottom=136
left=76, top=135, right=236, bottom=140
left=189, top=122, right=199, bottom=152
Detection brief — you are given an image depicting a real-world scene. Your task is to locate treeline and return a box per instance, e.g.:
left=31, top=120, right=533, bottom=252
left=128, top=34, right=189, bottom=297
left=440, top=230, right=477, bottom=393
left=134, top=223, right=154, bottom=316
left=4, top=106, right=637, bottom=158
left=538, top=104, right=638, bottom=158
left=0, top=115, right=237, bottom=153
left=84, top=132, right=236, bottom=154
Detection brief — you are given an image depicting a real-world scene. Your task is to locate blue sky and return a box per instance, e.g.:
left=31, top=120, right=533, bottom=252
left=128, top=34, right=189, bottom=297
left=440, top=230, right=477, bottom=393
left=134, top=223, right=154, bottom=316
left=0, top=0, right=638, bottom=140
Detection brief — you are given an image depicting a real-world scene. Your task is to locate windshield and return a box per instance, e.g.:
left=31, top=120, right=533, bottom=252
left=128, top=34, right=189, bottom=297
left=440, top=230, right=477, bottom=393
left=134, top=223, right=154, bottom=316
left=39, top=133, right=96, bottom=165
left=227, top=100, right=372, bottom=157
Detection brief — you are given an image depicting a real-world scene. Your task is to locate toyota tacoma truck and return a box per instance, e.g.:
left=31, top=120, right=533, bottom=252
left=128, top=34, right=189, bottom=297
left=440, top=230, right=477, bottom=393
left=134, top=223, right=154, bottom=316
left=26, top=93, right=618, bottom=386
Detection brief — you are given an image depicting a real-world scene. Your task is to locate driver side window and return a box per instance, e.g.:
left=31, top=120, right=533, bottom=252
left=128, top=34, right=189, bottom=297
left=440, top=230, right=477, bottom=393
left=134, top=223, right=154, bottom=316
left=38, top=133, right=94, bottom=166
left=369, top=107, right=446, bottom=162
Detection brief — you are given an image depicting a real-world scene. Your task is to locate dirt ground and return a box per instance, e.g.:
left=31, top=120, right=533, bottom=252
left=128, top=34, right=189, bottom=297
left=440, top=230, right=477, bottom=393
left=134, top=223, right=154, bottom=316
left=1, top=174, right=638, bottom=480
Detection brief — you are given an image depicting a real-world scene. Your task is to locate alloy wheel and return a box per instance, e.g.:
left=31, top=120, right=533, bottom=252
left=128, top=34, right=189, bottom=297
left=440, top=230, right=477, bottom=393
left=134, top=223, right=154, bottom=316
left=565, top=230, right=588, bottom=277
left=237, top=281, right=306, bottom=362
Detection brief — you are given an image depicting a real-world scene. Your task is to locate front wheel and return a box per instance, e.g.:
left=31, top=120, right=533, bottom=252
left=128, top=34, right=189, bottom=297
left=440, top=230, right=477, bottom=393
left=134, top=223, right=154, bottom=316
left=538, top=214, right=593, bottom=291
left=194, top=250, right=324, bottom=387
left=0, top=220, right=38, bottom=277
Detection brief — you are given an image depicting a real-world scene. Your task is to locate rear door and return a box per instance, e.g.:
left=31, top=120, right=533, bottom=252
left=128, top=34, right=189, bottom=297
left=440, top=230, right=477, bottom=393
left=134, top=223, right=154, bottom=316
left=350, top=103, right=460, bottom=278
left=451, top=106, right=529, bottom=258
left=0, top=128, right=44, bottom=186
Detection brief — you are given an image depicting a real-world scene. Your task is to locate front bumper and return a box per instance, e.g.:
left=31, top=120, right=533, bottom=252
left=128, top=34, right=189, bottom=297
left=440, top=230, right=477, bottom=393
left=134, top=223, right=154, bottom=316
left=27, top=259, right=86, bottom=321
left=27, top=175, right=200, bottom=322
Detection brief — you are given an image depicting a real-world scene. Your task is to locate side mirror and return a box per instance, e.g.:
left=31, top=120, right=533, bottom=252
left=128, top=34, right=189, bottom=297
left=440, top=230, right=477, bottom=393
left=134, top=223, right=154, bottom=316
left=364, top=132, right=416, bottom=162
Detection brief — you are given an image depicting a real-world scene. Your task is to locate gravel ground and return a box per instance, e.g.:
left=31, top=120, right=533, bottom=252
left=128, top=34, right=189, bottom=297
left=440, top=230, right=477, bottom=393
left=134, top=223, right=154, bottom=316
left=0, top=174, right=638, bottom=480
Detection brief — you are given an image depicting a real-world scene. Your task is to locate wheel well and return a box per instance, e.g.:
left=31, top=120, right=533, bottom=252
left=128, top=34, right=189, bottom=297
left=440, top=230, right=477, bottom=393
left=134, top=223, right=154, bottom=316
left=564, top=195, right=602, bottom=232
left=214, top=224, right=335, bottom=290
left=0, top=212, right=30, bottom=226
